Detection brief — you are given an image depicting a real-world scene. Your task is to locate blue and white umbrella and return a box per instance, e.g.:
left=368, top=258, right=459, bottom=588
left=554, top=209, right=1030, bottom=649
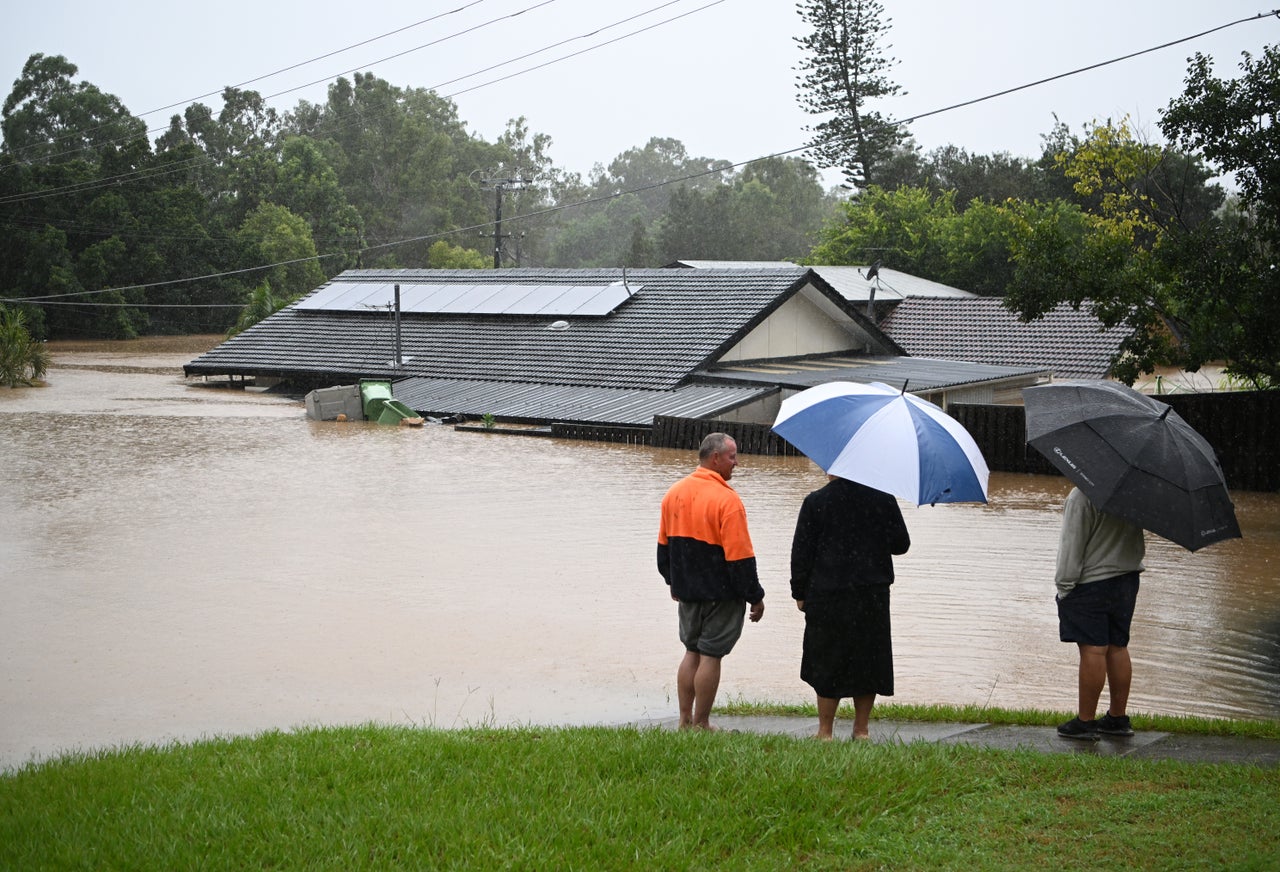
left=772, top=381, right=990, bottom=505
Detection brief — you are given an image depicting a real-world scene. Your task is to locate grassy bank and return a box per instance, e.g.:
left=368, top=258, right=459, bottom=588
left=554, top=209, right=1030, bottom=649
left=3, top=709, right=1278, bottom=870
left=722, top=699, right=1280, bottom=739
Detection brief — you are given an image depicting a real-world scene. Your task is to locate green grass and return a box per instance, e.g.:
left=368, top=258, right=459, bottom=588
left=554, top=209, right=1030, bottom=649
left=719, top=698, right=1280, bottom=740
left=2, top=711, right=1278, bottom=870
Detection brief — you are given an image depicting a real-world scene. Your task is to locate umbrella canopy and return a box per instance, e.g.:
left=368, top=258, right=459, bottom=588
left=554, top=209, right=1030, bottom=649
left=1023, top=381, right=1241, bottom=551
left=772, top=381, right=989, bottom=506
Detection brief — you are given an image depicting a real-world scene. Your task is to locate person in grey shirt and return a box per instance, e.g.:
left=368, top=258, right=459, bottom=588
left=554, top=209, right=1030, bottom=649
left=1054, top=487, right=1146, bottom=739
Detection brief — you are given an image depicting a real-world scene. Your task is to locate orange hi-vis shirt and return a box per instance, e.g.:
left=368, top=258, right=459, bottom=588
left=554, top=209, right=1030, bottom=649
left=657, top=466, right=763, bottom=604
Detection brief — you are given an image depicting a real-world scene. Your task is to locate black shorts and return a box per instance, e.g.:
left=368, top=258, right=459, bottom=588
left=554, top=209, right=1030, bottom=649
left=1057, top=572, right=1141, bottom=647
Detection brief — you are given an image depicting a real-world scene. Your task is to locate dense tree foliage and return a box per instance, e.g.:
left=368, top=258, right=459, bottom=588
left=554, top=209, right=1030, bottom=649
left=1156, top=45, right=1280, bottom=387
left=794, top=0, right=906, bottom=188
left=996, top=44, right=1278, bottom=389
left=807, top=185, right=1029, bottom=295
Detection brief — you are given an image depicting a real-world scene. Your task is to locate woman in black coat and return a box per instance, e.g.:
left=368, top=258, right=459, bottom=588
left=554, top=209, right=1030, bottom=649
left=790, top=475, right=910, bottom=740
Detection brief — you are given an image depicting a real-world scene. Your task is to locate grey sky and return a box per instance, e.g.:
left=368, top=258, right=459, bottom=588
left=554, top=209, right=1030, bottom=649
left=3, top=1, right=1276, bottom=185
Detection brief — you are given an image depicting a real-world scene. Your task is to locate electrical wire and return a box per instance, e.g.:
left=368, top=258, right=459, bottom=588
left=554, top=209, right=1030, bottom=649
left=0, top=0, right=710, bottom=205
left=2, top=0, right=495, bottom=162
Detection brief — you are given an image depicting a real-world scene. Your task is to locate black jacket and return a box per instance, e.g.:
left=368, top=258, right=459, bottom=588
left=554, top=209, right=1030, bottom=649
left=789, top=478, right=910, bottom=603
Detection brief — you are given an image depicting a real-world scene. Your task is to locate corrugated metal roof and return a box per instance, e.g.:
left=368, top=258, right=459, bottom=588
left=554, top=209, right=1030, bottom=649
left=880, top=298, right=1129, bottom=380
left=391, top=377, right=774, bottom=426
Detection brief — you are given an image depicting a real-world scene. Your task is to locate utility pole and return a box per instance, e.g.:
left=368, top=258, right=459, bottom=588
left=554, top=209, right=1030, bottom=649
left=478, top=170, right=533, bottom=268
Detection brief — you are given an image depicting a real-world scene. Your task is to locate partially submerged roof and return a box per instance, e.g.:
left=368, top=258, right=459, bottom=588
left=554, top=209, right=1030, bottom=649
left=880, top=297, right=1130, bottom=380
left=185, top=266, right=898, bottom=392
left=392, top=378, right=774, bottom=427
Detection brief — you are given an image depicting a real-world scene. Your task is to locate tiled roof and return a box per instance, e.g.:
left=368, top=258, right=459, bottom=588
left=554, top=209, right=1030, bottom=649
left=185, top=267, right=890, bottom=392
left=879, top=297, right=1130, bottom=380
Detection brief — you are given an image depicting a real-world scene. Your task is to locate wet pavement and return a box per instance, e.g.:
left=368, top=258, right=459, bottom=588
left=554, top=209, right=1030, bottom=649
left=632, top=716, right=1280, bottom=767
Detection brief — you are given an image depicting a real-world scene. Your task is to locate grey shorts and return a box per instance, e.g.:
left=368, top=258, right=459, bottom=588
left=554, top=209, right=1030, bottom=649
left=678, top=600, right=747, bottom=658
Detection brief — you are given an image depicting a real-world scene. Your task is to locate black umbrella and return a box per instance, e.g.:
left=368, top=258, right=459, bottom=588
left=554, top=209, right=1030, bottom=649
left=1023, top=382, right=1242, bottom=551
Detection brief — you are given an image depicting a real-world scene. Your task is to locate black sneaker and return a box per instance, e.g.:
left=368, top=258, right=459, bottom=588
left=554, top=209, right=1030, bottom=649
left=1057, top=716, right=1100, bottom=740
left=1097, top=712, right=1134, bottom=736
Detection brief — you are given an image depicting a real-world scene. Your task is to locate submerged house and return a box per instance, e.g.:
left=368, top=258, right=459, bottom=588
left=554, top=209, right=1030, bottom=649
left=184, top=266, right=1049, bottom=427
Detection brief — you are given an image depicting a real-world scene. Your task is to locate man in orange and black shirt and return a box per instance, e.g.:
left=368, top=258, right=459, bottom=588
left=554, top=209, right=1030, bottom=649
left=658, top=432, right=765, bottom=731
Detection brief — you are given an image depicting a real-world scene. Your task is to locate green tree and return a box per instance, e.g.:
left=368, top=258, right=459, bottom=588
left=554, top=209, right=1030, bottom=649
left=654, top=185, right=737, bottom=262
left=269, top=136, right=364, bottom=271
left=1002, top=118, right=1230, bottom=383
left=795, top=0, right=906, bottom=188
left=808, top=185, right=956, bottom=279
left=179, top=87, right=281, bottom=223
left=547, top=194, right=651, bottom=267
left=919, top=145, right=1048, bottom=206
left=426, top=239, right=488, bottom=269
left=286, top=73, right=504, bottom=266
left=0, top=54, right=159, bottom=338
left=0, top=306, right=51, bottom=387
left=1, top=54, right=147, bottom=166
left=1157, top=44, right=1280, bottom=387
left=236, top=203, right=326, bottom=300
left=228, top=281, right=285, bottom=336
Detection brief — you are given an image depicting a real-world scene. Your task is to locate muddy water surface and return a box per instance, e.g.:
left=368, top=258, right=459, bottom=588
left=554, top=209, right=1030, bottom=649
left=2, top=340, right=1278, bottom=769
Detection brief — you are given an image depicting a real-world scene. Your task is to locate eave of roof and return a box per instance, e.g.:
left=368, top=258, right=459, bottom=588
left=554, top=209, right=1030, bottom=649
left=699, top=354, right=1049, bottom=392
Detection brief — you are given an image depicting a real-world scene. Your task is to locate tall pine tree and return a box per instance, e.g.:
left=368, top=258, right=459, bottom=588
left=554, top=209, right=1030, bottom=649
left=794, top=0, right=906, bottom=189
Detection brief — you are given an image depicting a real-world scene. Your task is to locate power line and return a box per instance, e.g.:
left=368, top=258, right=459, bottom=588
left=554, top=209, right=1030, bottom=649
left=0, top=0, right=712, bottom=206
left=2, top=1, right=496, bottom=162
left=890, top=10, right=1280, bottom=129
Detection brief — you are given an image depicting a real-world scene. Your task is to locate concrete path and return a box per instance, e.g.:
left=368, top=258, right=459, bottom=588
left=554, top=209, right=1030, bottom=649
left=632, top=716, right=1280, bottom=767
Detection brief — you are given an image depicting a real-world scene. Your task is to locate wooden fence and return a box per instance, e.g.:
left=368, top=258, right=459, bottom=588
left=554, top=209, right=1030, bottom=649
left=651, top=415, right=801, bottom=456
left=549, top=422, right=652, bottom=445
left=643, top=391, right=1279, bottom=493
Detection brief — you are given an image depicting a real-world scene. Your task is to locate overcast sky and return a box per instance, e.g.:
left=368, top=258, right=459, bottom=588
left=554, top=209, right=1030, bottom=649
left=3, top=1, right=1276, bottom=186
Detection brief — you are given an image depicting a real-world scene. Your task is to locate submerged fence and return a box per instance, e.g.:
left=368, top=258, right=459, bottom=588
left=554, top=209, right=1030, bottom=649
left=639, top=391, right=1280, bottom=493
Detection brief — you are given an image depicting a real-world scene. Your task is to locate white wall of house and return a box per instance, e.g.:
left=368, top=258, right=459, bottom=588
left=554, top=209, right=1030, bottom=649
left=712, top=393, right=783, bottom=425
left=717, top=286, right=865, bottom=362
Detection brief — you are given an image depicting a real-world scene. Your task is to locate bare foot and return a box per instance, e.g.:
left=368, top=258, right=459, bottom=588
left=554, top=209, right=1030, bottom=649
left=853, top=732, right=871, bottom=741
left=812, top=733, right=834, bottom=742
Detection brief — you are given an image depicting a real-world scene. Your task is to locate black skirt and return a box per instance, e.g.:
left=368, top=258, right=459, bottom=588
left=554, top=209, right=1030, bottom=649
left=800, top=586, right=893, bottom=699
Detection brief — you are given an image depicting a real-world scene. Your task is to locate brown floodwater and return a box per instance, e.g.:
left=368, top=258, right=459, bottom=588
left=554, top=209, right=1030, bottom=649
left=2, top=341, right=1278, bottom=769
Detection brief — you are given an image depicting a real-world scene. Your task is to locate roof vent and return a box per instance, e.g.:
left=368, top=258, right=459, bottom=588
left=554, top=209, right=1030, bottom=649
left=548, top=320, right=570, bottom=331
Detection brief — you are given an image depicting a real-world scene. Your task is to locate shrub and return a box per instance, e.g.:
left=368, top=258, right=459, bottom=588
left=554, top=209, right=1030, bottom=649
left=0, top=307, right=51, bottom=387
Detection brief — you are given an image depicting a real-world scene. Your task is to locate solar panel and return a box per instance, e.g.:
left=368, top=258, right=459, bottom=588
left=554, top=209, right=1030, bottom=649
left=294, top=281, right=638, bottom=316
